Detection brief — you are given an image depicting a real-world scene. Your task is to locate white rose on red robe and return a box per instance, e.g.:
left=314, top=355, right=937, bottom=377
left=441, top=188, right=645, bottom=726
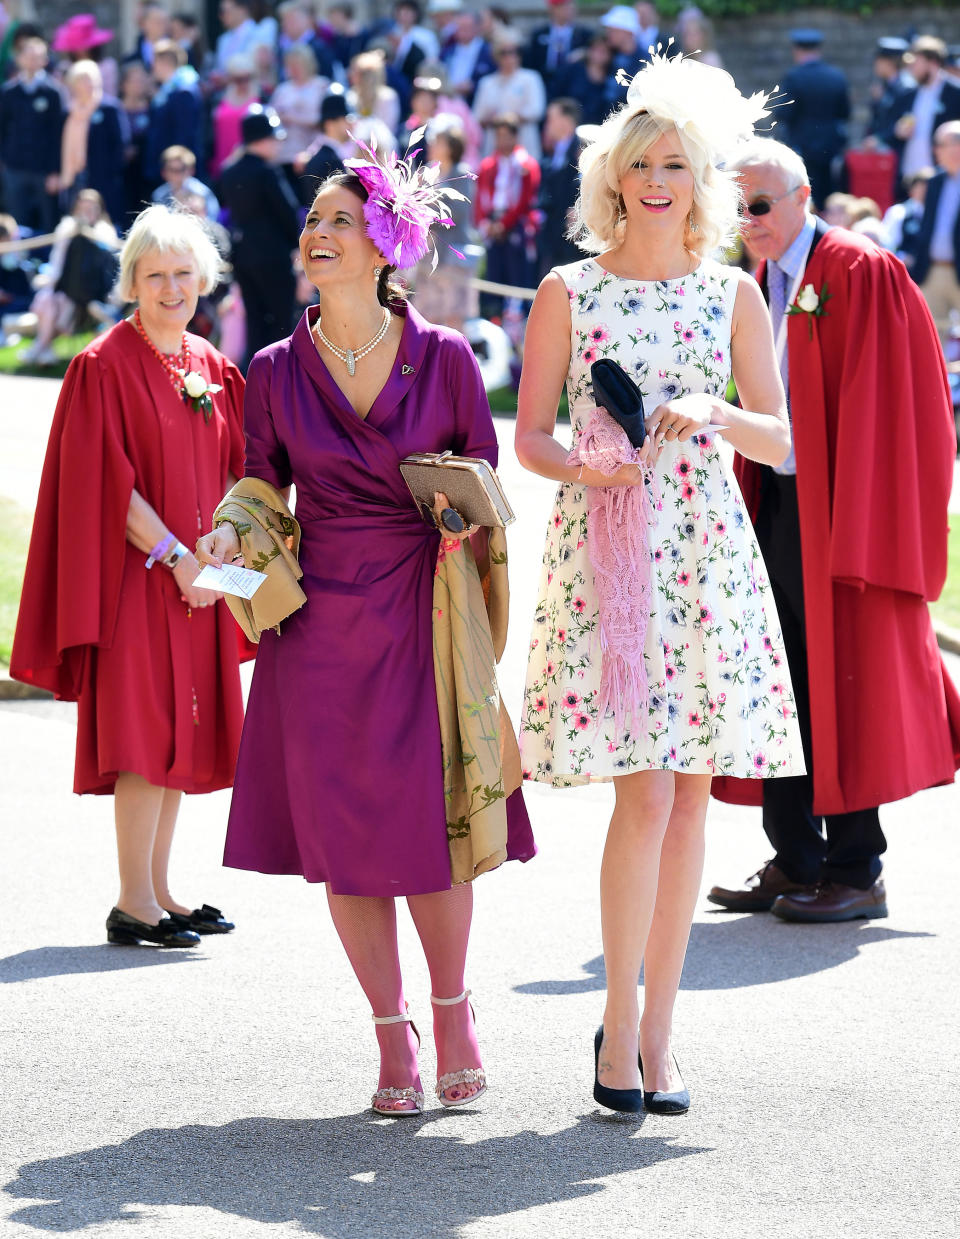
left=183, top=371, right=209, bottom=398
left=796, top=284, right=820, bottom=313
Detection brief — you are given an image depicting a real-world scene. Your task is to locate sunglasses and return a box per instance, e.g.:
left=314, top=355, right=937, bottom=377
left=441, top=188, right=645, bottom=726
left=741, top=184, right=803, bottom=217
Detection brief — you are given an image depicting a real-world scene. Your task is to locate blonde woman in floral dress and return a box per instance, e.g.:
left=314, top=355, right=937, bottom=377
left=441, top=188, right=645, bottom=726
left=515, top=55, right=805, bottom=1114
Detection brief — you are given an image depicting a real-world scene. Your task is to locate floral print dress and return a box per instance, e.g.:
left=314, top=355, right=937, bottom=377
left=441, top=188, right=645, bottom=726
left=519, top=257, right=805, bottom=787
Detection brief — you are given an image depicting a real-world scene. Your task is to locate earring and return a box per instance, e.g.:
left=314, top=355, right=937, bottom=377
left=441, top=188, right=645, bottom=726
left=687, top=211, right=698, bottom=233
left=373, top=266, right=383, bottom=280
left=616, top=196, right=625, bottom=225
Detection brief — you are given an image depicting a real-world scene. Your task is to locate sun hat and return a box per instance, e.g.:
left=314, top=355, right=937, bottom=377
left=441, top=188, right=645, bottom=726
left=51, top=14, right=114, bottom=54
left=600, top=7, right=642, bottom=37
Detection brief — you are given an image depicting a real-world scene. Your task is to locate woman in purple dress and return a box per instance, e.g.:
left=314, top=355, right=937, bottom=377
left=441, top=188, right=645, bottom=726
left=197, top=155, right=535, bottom=1116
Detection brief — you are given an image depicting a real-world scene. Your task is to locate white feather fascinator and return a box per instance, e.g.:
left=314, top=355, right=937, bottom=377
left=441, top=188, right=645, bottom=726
left=586, top=50, right=777, bottom=164
left=571, top=50, right=776, bottom=255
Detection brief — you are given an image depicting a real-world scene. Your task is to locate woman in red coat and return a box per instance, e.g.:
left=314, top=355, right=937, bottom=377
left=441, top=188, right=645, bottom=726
left=11, top=205, right=247, bottom=947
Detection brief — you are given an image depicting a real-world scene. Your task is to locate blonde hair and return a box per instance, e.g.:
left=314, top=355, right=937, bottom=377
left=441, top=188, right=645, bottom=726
left=118, top=204, right=222, bottom=302
left=571, top=107, right=741, bottom=257
left=65, top=59, right=103, bottom=93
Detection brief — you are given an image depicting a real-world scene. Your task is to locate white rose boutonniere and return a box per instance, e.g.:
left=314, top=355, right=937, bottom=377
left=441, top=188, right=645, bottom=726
left=181, top=371, right=223, bottom=423
left=787, top=281, right=832, bottom=340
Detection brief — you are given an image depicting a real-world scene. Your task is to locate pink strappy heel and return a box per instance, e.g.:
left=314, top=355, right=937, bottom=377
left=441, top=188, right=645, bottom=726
left=370, top=1007, right=424, bottom=1116
left=431, top=989, right=487, bottom=1107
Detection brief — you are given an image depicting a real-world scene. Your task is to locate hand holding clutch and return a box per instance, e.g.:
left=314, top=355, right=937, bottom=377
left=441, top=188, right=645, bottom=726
left=432, top=491, right=477, bottom=541
left=399, top=452, right=515, bottom=529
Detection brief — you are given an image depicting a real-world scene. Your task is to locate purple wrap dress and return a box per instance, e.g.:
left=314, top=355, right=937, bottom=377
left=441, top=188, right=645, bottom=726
left=222, top=302, right=536, bottom=896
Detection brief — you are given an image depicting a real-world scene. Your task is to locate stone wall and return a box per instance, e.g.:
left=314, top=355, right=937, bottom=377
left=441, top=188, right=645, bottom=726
left=713, top=7, right=960, bottom=137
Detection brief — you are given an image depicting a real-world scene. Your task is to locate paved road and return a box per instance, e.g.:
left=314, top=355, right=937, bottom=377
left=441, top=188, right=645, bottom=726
left=1, top=374, right=959, bottom=1239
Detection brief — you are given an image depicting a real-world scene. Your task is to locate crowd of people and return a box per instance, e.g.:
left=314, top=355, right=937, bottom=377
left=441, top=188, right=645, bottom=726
left=1, top=4, right=959, bottom=373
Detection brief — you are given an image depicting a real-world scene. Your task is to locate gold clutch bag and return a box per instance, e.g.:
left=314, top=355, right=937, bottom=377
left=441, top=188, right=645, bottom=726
left=399, top=452, right=516, bottom=528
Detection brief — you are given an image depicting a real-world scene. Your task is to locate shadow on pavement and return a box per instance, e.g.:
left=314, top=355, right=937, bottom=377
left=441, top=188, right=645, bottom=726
left=0, top=945, right=204, bottom=984
left=514, top=918, right=934, bottom=995
left=4, top=1114, right=710, bottom=1235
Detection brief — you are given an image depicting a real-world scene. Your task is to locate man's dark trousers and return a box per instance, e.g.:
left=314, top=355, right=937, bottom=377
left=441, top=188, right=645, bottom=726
left=754, top=469, right=886, bottom=889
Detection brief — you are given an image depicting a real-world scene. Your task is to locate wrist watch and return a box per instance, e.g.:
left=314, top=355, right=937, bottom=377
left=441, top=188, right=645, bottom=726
left=162, top=541, right=189, bottom=569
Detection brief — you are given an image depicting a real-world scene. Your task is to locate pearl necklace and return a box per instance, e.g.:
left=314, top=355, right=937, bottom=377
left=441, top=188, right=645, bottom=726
left=314, top=308, right=391, bottom=377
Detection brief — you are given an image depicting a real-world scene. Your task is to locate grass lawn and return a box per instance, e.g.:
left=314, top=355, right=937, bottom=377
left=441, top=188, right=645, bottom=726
left=488, top=385, right=569, bottom=421
left=0, top=496, right=32, bottom=665
left=0, top=332, right=94, bottom=380
left=932, top=520, right=960, bottom=633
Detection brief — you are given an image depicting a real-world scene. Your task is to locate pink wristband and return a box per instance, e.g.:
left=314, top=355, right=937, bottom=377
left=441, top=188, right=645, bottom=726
left=145, top=533, right=175, bottom=569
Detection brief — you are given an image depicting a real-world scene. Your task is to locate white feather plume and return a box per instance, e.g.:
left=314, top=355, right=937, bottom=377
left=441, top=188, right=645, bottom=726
left=606, top=50, right=777, bottom=163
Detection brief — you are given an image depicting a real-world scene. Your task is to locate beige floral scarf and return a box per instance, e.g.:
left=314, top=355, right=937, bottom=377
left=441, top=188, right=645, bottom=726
left=212, top=478, right=305, bottom=641
left=433, top=526, right=522, bottom=884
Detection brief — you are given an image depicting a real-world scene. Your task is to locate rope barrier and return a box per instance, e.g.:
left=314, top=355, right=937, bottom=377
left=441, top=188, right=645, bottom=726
left=469, top=275, right=539, bottom=301
left=0, top=232, right=58, bottom=254
left=0, top=231, right=539, bottom=302
left=0, top=229, right=122, bottom=254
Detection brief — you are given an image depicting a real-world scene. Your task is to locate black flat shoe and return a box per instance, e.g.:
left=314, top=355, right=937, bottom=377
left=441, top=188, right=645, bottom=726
left=639, top=1053, right=690, bottom=1114
left=593, top=1026, right=644, bottom=1113
left=164, top=903, right=235, bottom=934
left=106, top=907, right=200, bottom=948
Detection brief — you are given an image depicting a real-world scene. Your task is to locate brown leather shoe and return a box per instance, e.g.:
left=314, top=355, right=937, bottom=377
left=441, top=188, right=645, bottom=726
left=706, top=861, right=809, bottom=912
left=771, top=879, right=887, bottom=922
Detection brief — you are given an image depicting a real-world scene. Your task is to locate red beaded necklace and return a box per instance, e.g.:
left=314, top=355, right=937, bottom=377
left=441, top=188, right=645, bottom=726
left=132, top=309, right=191, bottom=396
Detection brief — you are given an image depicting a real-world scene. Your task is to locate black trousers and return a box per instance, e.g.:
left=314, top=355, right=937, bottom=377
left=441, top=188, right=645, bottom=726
left=481, top=225, right=533, bottom=320
left=754, top=470, right=886, bottom=889
left=234, top=254, right=295, bottom=374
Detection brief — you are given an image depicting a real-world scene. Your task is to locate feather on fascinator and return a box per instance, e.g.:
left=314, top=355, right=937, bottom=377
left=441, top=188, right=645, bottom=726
left=344, top=128, right=472, bottom=270
left=598, top=50, right=777, bottom=163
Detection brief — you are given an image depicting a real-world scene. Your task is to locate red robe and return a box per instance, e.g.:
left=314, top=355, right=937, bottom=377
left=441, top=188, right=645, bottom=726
left=11, top=320, right=248, bottom=795
left=713, top=228, right=960, bottom=816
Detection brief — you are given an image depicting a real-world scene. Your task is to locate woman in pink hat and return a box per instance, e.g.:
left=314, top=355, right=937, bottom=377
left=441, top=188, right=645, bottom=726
left=51, top=14, right=118, bottom=97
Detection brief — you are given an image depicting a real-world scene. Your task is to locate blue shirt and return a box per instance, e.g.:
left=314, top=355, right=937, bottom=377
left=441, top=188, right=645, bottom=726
left=930, top=172, right=960, bottom=263
left=771, top=212, right=816, bottom=476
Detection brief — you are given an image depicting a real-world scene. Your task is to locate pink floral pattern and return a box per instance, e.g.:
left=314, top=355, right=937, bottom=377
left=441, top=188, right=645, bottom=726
left=520, top=258, right=805, bottom=786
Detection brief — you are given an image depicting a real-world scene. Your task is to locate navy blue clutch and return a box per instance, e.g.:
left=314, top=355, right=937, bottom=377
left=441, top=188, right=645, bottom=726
left=590, top=359, right=647, bottom=449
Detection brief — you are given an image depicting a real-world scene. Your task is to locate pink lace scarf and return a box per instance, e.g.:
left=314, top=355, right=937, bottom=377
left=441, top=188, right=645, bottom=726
left=567, top=407, right=660, bottom=735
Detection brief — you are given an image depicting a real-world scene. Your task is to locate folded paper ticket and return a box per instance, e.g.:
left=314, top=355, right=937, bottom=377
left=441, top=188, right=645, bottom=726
left=193, top=563, right=268, bottom=600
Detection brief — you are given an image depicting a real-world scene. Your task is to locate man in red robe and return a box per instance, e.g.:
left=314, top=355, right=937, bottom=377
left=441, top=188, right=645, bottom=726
left=709, top=138, right=960, bottom=922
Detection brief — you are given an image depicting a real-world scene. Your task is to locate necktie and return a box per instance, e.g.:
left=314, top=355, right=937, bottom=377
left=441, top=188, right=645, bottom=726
left=767, top=259, right=786, bottom=334
left=766, top=259, right=796, bottom=472
left=548, top=28, right=566, bottom=72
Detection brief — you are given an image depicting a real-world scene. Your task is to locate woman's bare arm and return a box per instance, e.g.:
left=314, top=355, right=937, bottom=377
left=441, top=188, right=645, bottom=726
left=515, top=272, right=647, bottom=488
left=721, top=272, right=791, bottom=467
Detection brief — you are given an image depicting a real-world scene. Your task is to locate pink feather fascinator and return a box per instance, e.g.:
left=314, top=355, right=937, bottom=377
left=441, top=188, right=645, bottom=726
left=345, top=127, right=474, bottom=270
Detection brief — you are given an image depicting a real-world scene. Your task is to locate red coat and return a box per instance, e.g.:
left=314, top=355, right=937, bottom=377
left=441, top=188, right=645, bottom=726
left=11, top=321, right=248, bottom=795
left=474, top=145, right=541, bottom=234
left=713, top=228, right=960, bottom=815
